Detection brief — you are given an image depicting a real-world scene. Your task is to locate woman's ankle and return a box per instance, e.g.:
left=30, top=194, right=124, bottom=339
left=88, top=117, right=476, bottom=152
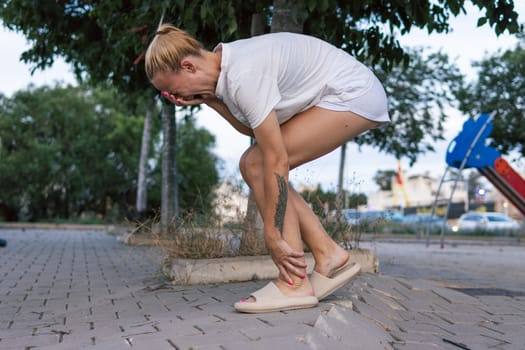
left=313, top=244, right=349, bottom=276
left=275, top=276, right=314, bottom=296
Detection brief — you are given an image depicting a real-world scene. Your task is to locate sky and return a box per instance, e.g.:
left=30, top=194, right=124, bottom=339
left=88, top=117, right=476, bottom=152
left=1, top=3, right=524, bottom=196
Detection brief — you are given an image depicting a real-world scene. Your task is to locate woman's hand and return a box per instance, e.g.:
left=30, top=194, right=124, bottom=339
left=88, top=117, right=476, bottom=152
left=160, top=91, right=204, bottom=106
left=265, top=236, right=306, bottom=284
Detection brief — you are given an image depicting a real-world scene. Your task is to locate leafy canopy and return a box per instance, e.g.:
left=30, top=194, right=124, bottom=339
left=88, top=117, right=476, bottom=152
left=0, top=84, right=149, bottom=221
left=457, top=37, right=525, bottom=158
left=0, top=0, right=521, bottom=161
left=0, top=84, right=220, bottom=221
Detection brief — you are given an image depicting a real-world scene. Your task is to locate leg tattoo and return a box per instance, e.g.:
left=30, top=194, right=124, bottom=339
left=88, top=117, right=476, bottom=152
left=274, top=173, right=288, bottom=236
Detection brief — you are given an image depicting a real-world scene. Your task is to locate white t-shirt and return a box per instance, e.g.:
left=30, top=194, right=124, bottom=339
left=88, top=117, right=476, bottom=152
left=214, top=32, right=386, bottom=129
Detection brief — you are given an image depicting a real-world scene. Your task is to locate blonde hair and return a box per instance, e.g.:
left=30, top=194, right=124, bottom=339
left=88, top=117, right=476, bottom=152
left=145, top=24, right=204, bottom=81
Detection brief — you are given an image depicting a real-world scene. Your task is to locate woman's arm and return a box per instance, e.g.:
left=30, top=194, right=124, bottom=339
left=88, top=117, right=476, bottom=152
left=252, top=110, right=305, bottom=283
left=159, top=93, right=253, bottom=137
left=252, top=111, right=289, bottom=237
left=205, top=99, right=254, bottom=137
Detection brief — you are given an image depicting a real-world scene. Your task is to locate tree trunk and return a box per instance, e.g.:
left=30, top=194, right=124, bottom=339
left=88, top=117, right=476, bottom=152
left=335, top=143, right=347, bottom=225
left=270, top=0, right=304, bottom=33
left=241, top=3, right=306, bottom=251
left=136, top=97, right=154, bottom=216
left=160, top=103, right=178, bottom=234
left=242, top=14, right=266, bottom=247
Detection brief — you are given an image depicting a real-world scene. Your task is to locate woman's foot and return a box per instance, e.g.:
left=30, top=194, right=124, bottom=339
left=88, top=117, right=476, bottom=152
left=234, top=279, right=318, bottom=313
left=310, top=244, right=361, bottom=300
left=234, top=277, right=318, bottom=313
left=239, top=276, right=314, bottom=304
left=313, top=243, right=350, bottom=277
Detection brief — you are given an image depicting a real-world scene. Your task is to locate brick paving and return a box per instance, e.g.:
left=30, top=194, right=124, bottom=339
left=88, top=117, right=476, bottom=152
left=0, top=228, right=524, bottom=349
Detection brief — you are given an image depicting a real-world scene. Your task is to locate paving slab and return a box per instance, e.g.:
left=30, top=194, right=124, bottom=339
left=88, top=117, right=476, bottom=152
left=1, top=228, right=525, bottom=349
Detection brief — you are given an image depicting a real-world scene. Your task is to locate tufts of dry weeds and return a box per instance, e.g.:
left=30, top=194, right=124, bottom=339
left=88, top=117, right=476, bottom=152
left=129, top=206, right=359, bottom=259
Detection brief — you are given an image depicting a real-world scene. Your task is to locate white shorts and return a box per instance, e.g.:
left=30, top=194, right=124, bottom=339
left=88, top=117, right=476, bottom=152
left=316, top=74, right=390, bottom=126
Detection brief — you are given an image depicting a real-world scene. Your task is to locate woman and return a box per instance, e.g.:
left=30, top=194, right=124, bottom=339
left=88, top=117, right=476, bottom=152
left=145, top=24, right=389, bottom=313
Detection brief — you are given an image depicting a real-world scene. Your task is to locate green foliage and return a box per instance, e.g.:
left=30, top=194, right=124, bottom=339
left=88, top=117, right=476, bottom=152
left=176, top=115, right=220, bottom=216
left=1, top=1, right=521, bottom=163
left=456, top=41, right=525, bottom=158
left=1, top=0, right=523, bottom=219
left=1, top=1, right=520, bottom=92
left=0, top=85, right=220, bottom=221
left=300, top=186, right=367, bottom=215
left=0, top=84, right=150, bottom=221
left=358, top=47, right=465, bottom=164
left=373, top=169, right=397, bottom=191
left=300, top=186, right=335, bottom=217
left=0, top=0, right=156, bottom=104
left=302, top=0, right=521, bottom=70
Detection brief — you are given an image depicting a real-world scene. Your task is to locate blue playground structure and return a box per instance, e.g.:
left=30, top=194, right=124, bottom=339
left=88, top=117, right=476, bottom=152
left=428, top=113, right=525, bottom=247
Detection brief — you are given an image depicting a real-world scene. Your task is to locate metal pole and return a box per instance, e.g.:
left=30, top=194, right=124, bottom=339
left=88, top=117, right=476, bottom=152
left=426, top=167, right=449, bottom=247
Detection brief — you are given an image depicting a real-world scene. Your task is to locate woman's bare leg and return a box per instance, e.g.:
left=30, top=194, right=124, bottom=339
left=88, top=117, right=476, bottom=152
left=288, top=188, right=348, bottom=275
left=240, top=146, right=312, bottom=297
left=286, top=108, right=379, bottom=274
left=240, top=107, right=378, bottom=297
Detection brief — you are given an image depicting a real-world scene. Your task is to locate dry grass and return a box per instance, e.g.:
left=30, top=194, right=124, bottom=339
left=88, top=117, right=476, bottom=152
left=129, top=206, right=360, bottom=259
left=129, top=212, right=269, bottom=259
left=161, top=231, right=233, bottom=259
left=323, top=218, right=357, bottom=249
left=238, top=229, right=267, bottom=256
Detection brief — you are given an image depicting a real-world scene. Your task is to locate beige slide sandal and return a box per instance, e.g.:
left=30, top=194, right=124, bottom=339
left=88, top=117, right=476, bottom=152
left=310, top=261, right=361, bottom=300
left=234, top=282, right=318, bottom=313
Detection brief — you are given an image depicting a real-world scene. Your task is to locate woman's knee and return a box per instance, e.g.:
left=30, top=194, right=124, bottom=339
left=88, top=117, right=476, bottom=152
left=239, top=145, right=263, bottom=184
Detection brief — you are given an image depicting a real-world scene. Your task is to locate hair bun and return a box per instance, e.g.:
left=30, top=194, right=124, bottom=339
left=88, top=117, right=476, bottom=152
left=156, top=24, right=177, bottom=36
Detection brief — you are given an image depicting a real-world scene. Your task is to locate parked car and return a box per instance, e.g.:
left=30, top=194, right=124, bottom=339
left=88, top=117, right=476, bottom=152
left=457, top=212, right=522, bottom=233
left=382, top=210, right=404, bottom=223
left=401, top=213, right=450, bottom=233
left=341, top=209, right=404, bottom=225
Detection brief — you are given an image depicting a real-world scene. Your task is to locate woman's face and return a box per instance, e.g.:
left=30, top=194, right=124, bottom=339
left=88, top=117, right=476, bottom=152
left=151, top=58, right=213, bottom=106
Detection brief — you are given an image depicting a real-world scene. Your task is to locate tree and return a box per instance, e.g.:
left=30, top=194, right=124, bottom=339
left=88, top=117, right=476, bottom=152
left=270, top=0, right=305, bottom=33
left=358, top=47, right=465, bottom=164
left=1, top=1, right=520, bottom=162
left=300, top=186, right=367, bottom=215
left=1, top=0, right=521, bottom=225
left=0, top=83, right=219, bottom=222
left=0, top=84, right=149, bottom=221
left=335, top=143, right=347, bottom=223
left=136, top=98, right=154, bottom=215
left=301, top=1, right=521, bottom=71
left=374, top=170, right=398, bottom=191
left=148, top=114, right=219, bottom=220
left=159, top=102, right=178, bottom=231
left=243, top=13, right=267, bottom=240
left=300, top=186, right=336, bottom=217
left=456, top=38, right=525, bottom=158
left=174, top=115, right=219, bottom=217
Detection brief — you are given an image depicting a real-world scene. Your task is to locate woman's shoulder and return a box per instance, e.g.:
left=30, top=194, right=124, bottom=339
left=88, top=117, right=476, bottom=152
left=226, top=32, right=318, bottom=47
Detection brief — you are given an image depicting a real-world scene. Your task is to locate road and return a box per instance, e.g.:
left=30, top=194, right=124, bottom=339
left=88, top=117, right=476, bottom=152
left=361, top=238, right=525, bottom=293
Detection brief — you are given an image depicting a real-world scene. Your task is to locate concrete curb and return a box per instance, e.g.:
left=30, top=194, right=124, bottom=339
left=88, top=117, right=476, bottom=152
left=163, top=249, right=378, bottom=285
left=0, top=222, right=132, bottom=234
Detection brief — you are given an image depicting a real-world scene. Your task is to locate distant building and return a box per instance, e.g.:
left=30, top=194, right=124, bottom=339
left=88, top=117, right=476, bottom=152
left=295, top=183, right=320, bottom=193
left=213, top=180, right=248, bottom=223
left=367, top=172, right=468, bottom=210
